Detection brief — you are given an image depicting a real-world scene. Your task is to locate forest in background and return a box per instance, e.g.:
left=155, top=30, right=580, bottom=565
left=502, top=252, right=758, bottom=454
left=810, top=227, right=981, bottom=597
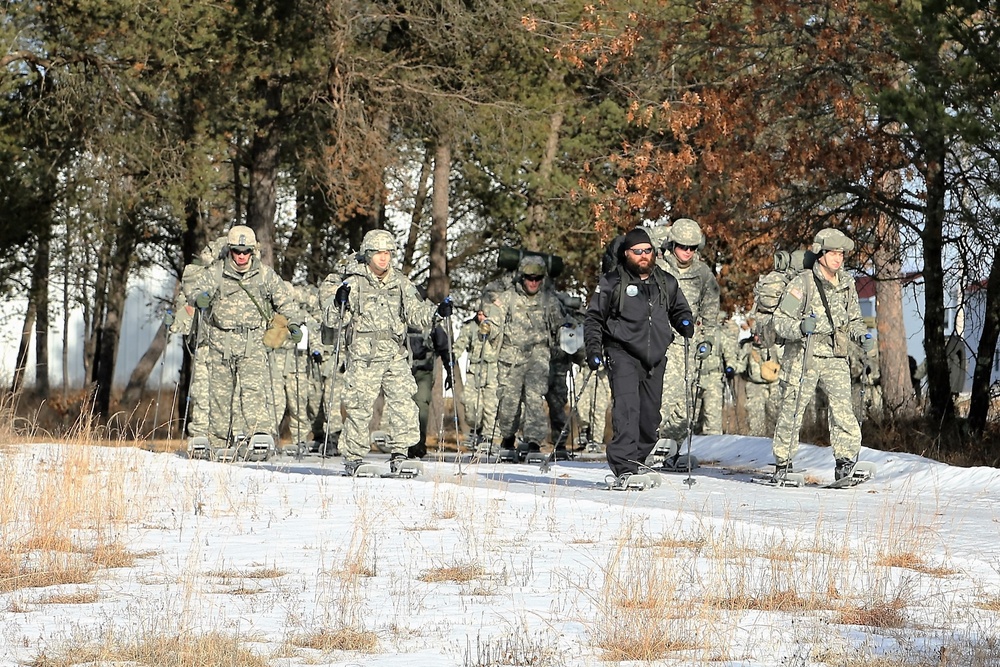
left=2, top=0, right=1000, bottom=453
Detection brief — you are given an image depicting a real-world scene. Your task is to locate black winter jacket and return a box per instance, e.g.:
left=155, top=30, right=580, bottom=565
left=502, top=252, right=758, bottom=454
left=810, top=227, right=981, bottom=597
left=584, top=264, right=693, bottom=370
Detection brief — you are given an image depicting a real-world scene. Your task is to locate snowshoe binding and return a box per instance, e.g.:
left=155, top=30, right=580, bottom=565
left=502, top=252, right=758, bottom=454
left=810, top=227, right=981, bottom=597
left=385, top=453, right=423, bottom=478
left=187, top=436, right=213, bottom=461
left=825, top=460, right=876, bottom=489
left=768, top=462, right=805, bottom=487
left=605, top=471, right=659, bottom=491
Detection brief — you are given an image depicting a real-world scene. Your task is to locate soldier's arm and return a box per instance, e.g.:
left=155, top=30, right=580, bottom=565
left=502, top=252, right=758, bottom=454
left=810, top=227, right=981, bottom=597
left=772, top=274, right=809, bottom=341
left=319, top=273, right=352, bottom=328
left=268, top=272, right=305, bottom=325
left=845, top=279, right=868, bottom=342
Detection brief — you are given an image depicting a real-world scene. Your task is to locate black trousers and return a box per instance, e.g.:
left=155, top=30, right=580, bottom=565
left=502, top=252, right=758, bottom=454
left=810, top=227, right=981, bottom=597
left=605, top=347, right=666, bottom=476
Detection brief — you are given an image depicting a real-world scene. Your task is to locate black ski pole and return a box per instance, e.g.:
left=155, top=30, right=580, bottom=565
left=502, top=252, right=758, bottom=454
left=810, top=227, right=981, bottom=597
left=539, top=368, right=595, bottom=473
left=681, top=334, right=696, bottom=487
left=322, top=293, right=348, bottom=458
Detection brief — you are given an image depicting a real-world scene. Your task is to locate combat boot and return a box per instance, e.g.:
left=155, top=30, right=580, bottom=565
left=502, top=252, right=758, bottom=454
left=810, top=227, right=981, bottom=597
left=344, top=459, right=363, bottom=476
left=835, top=458, right=855, bottom=481
left=390, top=452, right=408, bottom=475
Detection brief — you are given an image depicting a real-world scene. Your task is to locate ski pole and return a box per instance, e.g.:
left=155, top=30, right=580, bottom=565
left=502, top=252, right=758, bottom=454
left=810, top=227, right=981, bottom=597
left=681, top=333, right=696, bottom=488
left=539, top=368, right=596, bottom=473
left=442, top=310, right=464, bottom=476
left=322, top=293, right=348, bottom=458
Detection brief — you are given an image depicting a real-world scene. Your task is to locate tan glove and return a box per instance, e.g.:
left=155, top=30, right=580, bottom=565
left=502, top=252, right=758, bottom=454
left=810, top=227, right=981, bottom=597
left=760, top=360, right=781, bottom=383
left=263, top=313, right=290, bottom=349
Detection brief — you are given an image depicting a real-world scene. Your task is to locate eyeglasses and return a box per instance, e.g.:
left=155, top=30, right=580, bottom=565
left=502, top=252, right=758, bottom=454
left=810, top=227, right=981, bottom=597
left=628, top=247, right=655, bottom=256
left=524, top=274, right=545, bottom=282
left=231, top=248, right=253, bottom=256
left=675, top=244, right=698, bottom=252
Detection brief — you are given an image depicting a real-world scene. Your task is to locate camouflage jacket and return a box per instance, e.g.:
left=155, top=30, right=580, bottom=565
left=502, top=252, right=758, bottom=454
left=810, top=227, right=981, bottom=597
left=658, top=252, right=720, bottom=345
left=773, top=263, right=866, bottom=359
left=454, top=317, right=500, bottom=365
left=319, top=259, right=436, bottom=362
left=483, top=282, right=562, bottom=365
left=186, top=255, right=302, bottom=332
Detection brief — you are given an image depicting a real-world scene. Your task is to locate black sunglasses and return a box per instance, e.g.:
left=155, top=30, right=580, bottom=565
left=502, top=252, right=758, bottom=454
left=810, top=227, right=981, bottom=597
left=524, top=274, right=545, bottom=281
left=628, top=247, right=655, bottom=256
left=675, top=244, right=698, bottom=252
left=231, top=247, right=253, bottom=256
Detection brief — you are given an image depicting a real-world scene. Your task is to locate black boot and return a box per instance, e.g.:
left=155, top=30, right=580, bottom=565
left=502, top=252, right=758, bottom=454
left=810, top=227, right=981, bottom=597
left=835, top=458, right=855, bottom=481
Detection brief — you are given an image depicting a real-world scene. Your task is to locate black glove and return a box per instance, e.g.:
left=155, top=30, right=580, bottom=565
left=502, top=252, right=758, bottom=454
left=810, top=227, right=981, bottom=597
left=587, top=354, right=602, bottom=371
left=163, top=310, right=175, bottom=327
left=311, top=350, right=323, bottom=364
left=695, top=340, right=712, bottom=359
left=288, top=323, right=303, bottom=344
left=437, top=297, right=453, bottom=318
left=195, top=292, right=211, bottom=309
left=678, top=319, right=695, bottom=339
left=725, top=366, right=735, bottom=380
left=800, top=315, right=817, bottom=336
left=335, top=282, right=351, bottom=306
left=444, top=366, right=454, bottom=390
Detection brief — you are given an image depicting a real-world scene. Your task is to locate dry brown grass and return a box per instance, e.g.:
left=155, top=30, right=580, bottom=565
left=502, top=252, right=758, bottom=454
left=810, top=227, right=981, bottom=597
left=876, top=551, right=957, bottom=576
left=92, top=542, right=155, bottom=569
left=36, top=589, right=100, bottom=605
left=29, top=631, right=270, bottom=667
left=292, top=628, right=379, bottom=653
left=976, top=596, right=1000, bottom=611
left=207, top=566, right=286, bottom=581
left=708, top=589, right=822, bottom=613
left=835, top=598, right=907, bottom=628
left=0, top=551, right=95, bottom=593
left=418, top=562, right=485, bottom=583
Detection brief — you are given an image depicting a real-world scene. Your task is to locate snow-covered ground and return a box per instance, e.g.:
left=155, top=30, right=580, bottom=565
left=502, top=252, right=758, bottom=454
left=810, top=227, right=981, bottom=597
left=2, top=435, right=999, bottom=666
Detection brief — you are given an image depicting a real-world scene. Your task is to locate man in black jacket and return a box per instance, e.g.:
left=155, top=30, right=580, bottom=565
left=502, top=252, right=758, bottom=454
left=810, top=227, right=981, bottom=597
left=584, top=228, right=694, bottom=487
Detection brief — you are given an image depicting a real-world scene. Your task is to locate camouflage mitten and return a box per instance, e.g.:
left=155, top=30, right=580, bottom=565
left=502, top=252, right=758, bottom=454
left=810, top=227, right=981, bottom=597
left=263, top=313, right=290, bottom=348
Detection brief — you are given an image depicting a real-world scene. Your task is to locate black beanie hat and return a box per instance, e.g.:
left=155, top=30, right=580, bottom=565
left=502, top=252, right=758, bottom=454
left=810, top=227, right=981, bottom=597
left=619, top=228, right=653, bottom=260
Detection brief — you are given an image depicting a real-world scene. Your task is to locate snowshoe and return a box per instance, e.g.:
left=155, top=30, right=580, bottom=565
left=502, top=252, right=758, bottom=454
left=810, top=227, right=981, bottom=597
left=647, top=438, right=677, bottom=467
left=497, top=447, right=519, bottom=463
left=215, top=434, right=245, bottom=463
left=523, top=442, right=546, bottom=465
left=768, top=462, right=805, bottom=487
left=605, top=472, right=657, bottom=491
left=385, top=454, right=423, bottom=478
left=551, top=446, right=572, bottom=461
left=370, top=430, right=391, bottom=454
left=825, top=460, right=876, bottom=489
left=343, top=459, right=383, bottom=478
left=241, top=433, right=274, bottom=462
left=187, top=436, right=213, bottom=460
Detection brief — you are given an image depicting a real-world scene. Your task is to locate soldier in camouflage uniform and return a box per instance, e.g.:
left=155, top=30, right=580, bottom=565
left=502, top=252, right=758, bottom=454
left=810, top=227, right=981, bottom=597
left=166, top=235, right=230, bottom=441
left=654, top=218, right=721, bottom=441
left=319, top=229, right=451, bottom=475
left=697, top=315, right=742, bottom=435
left=405, top=317, right=452, bottom=459
left=272, top=283, right=326, bottom=446
left=740, top=319, right=783, bottom=437
left=484, top=255, right=563, bottom=456
left=771, top=229, right=874, bottom=480
left=453, top=308, right=500, bottom=446
left=185, top=226, right=304, bottom=449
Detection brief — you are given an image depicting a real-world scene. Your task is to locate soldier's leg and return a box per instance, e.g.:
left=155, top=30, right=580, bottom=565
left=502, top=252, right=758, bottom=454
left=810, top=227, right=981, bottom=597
left=410, top=367, right=434, bottom=456
left=462, top=363, right=483, bottom=432
left=186, top=345, right=212, bottom=439
left=658, top=343, right=689, bottom=441
left=341, top=360, right=386, bottom=461
left=205, top=350, right=236, bottom=448
left=495, top=362, right=527, bottom=441
left=522, top=347, right=552, bottom=446
left=481, top=363, right=500, bottom=441
left=744, top=381, right=768, bottom=437
left=817, top=357, right=863, bottom=461
left=545, top=362, right=569, bottom=445
left=771, top=354, right=821, bottom=465
left=699, top=370, right=723, bottom=435
left=381, top=358, right=422, bottom=455
left=240, top=344, right=280, bottom=438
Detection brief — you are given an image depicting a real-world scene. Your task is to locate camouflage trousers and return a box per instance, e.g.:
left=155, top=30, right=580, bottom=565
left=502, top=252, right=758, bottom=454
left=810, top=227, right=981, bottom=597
left=547, top=359, right=571, bottom=445
left=576, top=365, right=611, bottom=444
left=772, top=353, right=861, bottom=464
left=697, top=370, right=724, bottom=435
left=341, top=353, right=418, bottom=461
left=744, top=380, right=780, bottom=437
left=185, top=337, right=212, bottom=440
left=321, top=365, right=345, bottom=442
left=411, top=366, right=434, bottom=448
left=462, top=361, right=499, bottom=439
left=272, top=349, right=320, bottom=443
left=658, top=340, right=696, bottom=441
left=496, top=346, right=550, bottom=445
left=203, top=335, right=281, bottom=448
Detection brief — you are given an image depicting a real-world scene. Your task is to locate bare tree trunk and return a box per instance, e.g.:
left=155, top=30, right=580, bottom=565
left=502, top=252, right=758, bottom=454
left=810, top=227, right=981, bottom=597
left=968, top=244, right=1000, bottom=437
left=921, top=136, right=954, bottom=425
left=523, top=109, right=564, bottom=251
left=402, top=145, right=433, bottom=275
left=122, top=325, right=169, bottom=406
left=428, top=139, right=451, bottom=301
left=34, top=225, right=51, bottom=396
left=873, top=172, right=913, bottom=415
left=62, top=234, right=70, bottom=395
left=246, top=81, right=283, bottom=267
left=90, top=217, right=138, bottom=419
left=10, top=302, right=35, bottom=394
